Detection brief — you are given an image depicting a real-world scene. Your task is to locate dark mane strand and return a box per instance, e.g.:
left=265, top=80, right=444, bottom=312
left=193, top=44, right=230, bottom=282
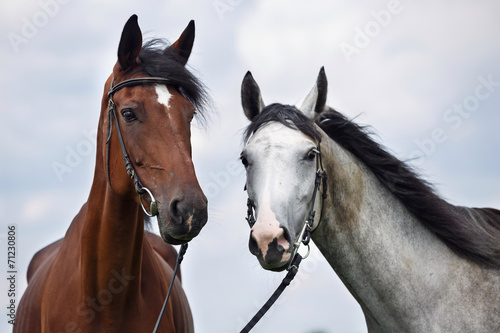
left=244, top=104, right=321, bottom=143
left=139, top=39, right=210, bottom=123
left=318, top=107, right=500, bottom=269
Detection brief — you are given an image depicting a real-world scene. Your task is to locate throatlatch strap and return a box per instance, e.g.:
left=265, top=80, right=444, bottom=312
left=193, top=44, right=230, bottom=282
left=239, top=254, right=303, bottom=333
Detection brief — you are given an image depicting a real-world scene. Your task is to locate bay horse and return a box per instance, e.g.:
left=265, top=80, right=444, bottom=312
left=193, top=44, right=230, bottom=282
left=15, top=15, right=208, bottom=333
left=239, top=67, right=500, bottom=332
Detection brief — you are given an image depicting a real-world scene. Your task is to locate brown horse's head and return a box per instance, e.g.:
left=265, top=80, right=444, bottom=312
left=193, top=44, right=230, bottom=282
left=101, top=15, right=208, bottom=244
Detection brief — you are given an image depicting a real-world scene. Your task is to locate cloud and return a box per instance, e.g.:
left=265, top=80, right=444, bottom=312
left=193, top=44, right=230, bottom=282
left=22, top=193, right=54, bottom=223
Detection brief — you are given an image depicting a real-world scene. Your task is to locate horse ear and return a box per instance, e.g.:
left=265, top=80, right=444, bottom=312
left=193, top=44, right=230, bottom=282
left=166, top=20, right=195, bottom=66
left=299, top=67, right=328, bottom=119
left=117, top=15, right=143, bottom=71
left=241, top=71, right=265, bottom=121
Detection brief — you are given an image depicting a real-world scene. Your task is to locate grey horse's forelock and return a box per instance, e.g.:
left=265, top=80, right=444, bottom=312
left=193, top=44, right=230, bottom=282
left=244, top=103, right=322, bottom=144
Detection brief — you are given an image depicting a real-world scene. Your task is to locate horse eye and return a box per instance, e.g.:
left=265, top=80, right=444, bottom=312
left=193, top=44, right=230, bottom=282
left=121, top=109, right=137, bottom=122
left=241, top=155, right=249, bottom=168
left=306, top=149, right=317, bottom=161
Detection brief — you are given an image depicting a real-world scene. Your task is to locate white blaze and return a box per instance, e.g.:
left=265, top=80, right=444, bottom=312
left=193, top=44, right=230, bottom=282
left=155, top=84, right=172, bottom=110
left=252, top=189, right=284, bottom=256
left=246, top=123, right=318, bottom=265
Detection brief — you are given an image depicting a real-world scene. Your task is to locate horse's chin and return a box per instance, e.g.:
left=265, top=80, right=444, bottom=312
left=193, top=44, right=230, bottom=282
left=159, top=232, right=190, bottom=245
left=266, top=263, right=288, bottom=272
left=258, top=256, right=291, bottom=272
left=156, top=215, right=200, bottom=245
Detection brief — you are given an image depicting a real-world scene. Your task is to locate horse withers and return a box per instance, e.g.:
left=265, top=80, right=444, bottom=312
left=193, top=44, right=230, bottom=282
left=239, top=67, right=500, bottom=332
left=16, top=15, right=209, bottom=333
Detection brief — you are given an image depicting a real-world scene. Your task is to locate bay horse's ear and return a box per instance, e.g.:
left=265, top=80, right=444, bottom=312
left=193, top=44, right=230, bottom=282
left=241, top=71, right=265, bottom=121
left=166, top=20, right=195, bottom=66
left=300, top=67, right=328, bottom=119
left=117, top=15, right=142, bottom=71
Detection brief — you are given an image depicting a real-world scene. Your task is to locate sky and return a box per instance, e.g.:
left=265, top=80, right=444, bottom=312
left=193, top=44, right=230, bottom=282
left=1, top=1, right=500, bottom=332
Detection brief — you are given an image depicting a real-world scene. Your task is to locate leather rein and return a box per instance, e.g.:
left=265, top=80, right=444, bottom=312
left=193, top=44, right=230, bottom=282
left=105, top=76, right=188, bottom=332
left=240, top=143, right=328, bottom=332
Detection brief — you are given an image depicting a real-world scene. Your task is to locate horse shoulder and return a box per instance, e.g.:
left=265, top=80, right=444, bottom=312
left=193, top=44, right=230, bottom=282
left=26, top=238, right=63, bottom=283
left=144, top=231, right=181, bottom=281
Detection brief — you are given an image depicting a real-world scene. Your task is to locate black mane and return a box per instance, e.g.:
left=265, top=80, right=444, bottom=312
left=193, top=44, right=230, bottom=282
left=244, top=104, right=500, bottom=268
left=139, top=39, right=210, bottom=121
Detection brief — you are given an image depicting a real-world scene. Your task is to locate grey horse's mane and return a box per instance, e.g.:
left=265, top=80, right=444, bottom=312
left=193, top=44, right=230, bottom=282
left=244, top=104, right=500, bottom=269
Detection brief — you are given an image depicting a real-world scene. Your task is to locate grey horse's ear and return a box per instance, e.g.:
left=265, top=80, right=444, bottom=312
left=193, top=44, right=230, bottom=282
left=299, top=67, right=328, bottom=119
left=241, top=71, right=265, bottom=121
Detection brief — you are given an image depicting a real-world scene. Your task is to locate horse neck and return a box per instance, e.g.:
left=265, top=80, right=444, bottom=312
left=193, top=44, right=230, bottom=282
left=312, top=136, right=462, bottom=323
left=78, top=101, right=145, bottom=297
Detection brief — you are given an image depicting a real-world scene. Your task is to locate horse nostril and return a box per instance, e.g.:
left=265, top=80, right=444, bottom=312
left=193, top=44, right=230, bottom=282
left=169, top=198, right=181, bottom=223
left=249, top=231, right=260, bottom=256
left=168, top=194, right=208, bottom=227
left=264, top=237, right=286, bottom=265
left=281, top=228, right=292, bottom=250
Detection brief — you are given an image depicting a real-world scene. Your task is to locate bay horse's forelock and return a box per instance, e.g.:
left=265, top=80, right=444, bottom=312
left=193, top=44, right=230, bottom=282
left=15, top=15, right=208, bottom=333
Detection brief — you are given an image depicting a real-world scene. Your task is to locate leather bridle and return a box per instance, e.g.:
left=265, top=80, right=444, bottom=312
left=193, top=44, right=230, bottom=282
left=245, top=143, right=328, bottom=257
left=105, top=76, right=189, bottom=332
left=241, top=143, right=328, bottom=332
left=106, top=76, right=175, bottom=216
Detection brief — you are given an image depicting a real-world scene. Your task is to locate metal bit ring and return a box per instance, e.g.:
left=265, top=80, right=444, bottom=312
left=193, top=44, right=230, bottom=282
left=139, top=187, right=158, bottom=217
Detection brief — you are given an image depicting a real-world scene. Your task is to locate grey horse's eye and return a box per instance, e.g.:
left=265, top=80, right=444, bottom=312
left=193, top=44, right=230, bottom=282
left=240, top=155, right=249, bottom=168
left=305, top=149, right=318, bottom=161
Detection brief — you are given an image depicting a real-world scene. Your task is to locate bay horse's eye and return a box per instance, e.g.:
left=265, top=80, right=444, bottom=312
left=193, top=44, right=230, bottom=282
left=241, top=155, right=249, bottom=168
left=121, top=109, right=138, bottom=122
left=306, top=149, right=318, bottom=161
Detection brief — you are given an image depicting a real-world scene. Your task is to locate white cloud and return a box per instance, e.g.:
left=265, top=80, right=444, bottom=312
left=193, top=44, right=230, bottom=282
left=21, top=191, right=64, bottom=223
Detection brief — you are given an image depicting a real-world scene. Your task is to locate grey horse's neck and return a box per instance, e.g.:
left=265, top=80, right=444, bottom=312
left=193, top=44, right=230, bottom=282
left=312, top=135, right=500, bottom=333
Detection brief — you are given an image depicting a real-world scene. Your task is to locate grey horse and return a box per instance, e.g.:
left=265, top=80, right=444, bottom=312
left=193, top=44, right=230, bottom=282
left=239, top=67, right=500, bottom=332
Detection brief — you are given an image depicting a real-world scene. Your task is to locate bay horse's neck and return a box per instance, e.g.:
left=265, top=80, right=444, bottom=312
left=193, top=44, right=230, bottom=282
left=82, top=179, right=144, bottom=294
left=311, top=136, right=467, bottom=330
left=79, top=107, right=145, bottom=298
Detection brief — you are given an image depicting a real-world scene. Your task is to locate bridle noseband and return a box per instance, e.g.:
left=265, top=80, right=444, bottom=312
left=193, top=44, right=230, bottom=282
left=106, top=77, right=174, bottom=216
left=241, top=142, right=328, bottom=333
